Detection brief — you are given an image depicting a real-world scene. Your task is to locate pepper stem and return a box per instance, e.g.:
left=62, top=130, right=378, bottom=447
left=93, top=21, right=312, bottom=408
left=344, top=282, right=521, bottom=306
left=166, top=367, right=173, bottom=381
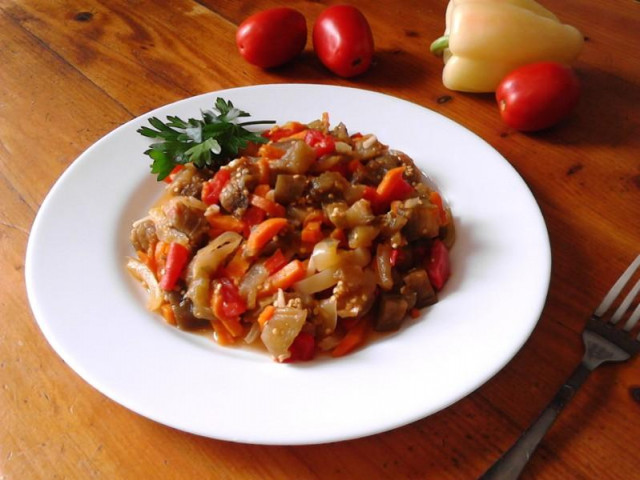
left=429, top=35, right=449, bottom=56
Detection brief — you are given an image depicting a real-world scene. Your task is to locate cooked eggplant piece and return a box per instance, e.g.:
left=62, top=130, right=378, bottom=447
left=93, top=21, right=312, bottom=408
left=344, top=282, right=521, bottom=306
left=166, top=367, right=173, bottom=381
left=169, top=164, right=210, bottom=198
left=270, top=140, right=316, bottom=175
left=308, top=171, right=350, bottom=202
left=402, top=268, right=437, bottom=308
left=165, top=292, right=210, bottom=331
left=403, top=203, right=440, bottom=241
left=375, top=294, right=409, bottom=331
left=274, top=174, right=307, bottom=205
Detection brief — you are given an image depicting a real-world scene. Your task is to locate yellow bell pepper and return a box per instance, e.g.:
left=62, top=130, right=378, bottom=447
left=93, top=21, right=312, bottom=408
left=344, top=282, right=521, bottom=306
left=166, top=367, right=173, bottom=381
left=430, top=0, right=584, bottom=92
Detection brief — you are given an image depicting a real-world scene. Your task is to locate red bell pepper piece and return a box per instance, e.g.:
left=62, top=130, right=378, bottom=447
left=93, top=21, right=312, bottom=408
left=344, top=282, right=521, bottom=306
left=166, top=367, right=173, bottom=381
left=283, top=331, right=316, bottom=362
left=213, top=277, right=247, bottom=319
left=159, top=242, right=190, bottom=290
left=263, top=248, right=288, bottom=275
left=304, top=129, right=336, bottom=158
left=201, top=168, right=231, bottom=205
left=425, top=239, right=450, bottom=291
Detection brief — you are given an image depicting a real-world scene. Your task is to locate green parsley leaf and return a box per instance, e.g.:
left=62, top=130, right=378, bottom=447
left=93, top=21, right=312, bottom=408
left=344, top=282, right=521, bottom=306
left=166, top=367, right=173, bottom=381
left=137, top=98, right=275, bottom=181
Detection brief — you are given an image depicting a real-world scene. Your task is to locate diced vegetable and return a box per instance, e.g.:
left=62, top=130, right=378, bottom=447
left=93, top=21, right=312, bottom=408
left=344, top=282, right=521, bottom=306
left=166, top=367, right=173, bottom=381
left=375, top=243, right=394, bottom=290
left=201, top=168, right=231, bottom=205
left=242, top=205, right=266, bottom=236
left=403, top=268, right=437, bottom=308
left=206, top=214, right=246, bottom=235
left=348, top=225, right=380, bottom=249
left=185, top=231, right=243, bottom=319
left=301, top=220, right=324, bottom=244
left=212, top=277, right=247, bottom=320
left=260, top=306, right=308, bottom=362
left=245, top=217, right=288, bottom=257
left=126, top=258, right=163, bottom=311
left=310, top=238, right=341, bottom=271
left=257, top=305, right=276, bottom=328
left=376, top=166, right=414, bottom=205
left=316, top=296, right=338, bottom=334
left=283, top=331, right=316, bottom=362
left=264, top=259, right=307, bottom=293
left=263, top=249, right=288, bottom=275
left=239, top=263, right=269, bottom=309
left=426, top=239, right=451, bottom=291
left=375, top=294, right=409, bottom=331
left=270, top=140, right=316, bottom=174
left=159, top=242, right=190, bottom=290
left=274, top=174, right=307, bottom=204
left=223, top=246, right=250, bottom=281
left=250, top=194, right=286, bottom=218
left=304, top=129, right=336, bottom=157
left=294, top=267, right=339, bottom=295
left=263, top=121, right=307, bottom=142
left=332, top=318, right=369, bottom=357
left=344, top=199, right=375, bottom=227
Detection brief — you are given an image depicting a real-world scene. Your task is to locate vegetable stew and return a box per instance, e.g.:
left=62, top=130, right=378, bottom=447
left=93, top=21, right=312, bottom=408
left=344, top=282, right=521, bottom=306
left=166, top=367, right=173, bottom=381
left=128, top=114, right=455, bottom=362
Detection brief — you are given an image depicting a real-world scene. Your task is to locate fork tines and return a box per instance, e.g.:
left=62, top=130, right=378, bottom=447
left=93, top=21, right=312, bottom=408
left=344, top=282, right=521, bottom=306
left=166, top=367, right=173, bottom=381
left=594, top=254, right=640, bottom=338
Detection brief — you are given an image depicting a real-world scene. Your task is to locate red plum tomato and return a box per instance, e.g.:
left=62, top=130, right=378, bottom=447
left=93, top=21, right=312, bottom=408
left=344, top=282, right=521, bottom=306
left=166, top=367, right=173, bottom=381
left=312, top=5, right=374, bottom=78
left=496, top=62, right=580, bottom=132
left=236, top=8, right=307, bottom=68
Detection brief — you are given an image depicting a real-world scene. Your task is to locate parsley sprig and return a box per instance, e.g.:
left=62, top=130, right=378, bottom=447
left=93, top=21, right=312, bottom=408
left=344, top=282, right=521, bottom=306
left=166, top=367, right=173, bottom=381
left=137, top=97, right=275, bottom=181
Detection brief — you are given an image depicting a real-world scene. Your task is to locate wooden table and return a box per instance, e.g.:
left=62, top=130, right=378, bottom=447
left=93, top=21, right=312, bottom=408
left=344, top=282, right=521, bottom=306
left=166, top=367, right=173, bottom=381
left=2, top=1, right=638, bottom=478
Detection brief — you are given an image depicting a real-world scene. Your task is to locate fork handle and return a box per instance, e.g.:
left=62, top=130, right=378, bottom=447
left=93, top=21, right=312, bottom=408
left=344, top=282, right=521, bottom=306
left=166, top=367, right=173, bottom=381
left=478, top=362, right=592, bottom=480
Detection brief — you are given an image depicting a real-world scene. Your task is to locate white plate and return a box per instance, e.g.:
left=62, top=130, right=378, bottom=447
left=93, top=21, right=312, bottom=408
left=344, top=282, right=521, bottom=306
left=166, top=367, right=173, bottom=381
left=25, top=84, right=550, bottom=445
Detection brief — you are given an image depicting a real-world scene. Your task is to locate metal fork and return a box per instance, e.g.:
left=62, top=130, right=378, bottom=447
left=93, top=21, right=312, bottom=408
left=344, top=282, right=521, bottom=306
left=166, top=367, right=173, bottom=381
left=479, top=254, right=640, bottom=480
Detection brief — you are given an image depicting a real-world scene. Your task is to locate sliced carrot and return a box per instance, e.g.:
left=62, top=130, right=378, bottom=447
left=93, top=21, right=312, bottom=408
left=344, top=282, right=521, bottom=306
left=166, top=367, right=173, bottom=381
left=206, top=214, right=246, bottom=234
left=224, top=246, right=250, bottom=281
left=250, top=194, right=286, bottom=218
left=219, top=316, right=245, bottom=338
left=264, top=259, right=307, bottom=293
left=245, top=217, right=288, bottom=257
left=332, top=318, right=370, bottom=357
left=301, top=220, right=324, bottom=244
left=211, top=320, right=236, bottom=345
left=160, top=303, right=177, bottom=326
left=257, top=305, right=276, bottom=329
left=376, top=166, right=414, bottom=204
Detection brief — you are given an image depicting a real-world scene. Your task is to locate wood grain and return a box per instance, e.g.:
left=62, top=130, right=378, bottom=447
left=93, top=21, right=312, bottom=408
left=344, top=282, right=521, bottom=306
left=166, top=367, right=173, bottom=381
left=1, top=1, right=638, bottom=479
